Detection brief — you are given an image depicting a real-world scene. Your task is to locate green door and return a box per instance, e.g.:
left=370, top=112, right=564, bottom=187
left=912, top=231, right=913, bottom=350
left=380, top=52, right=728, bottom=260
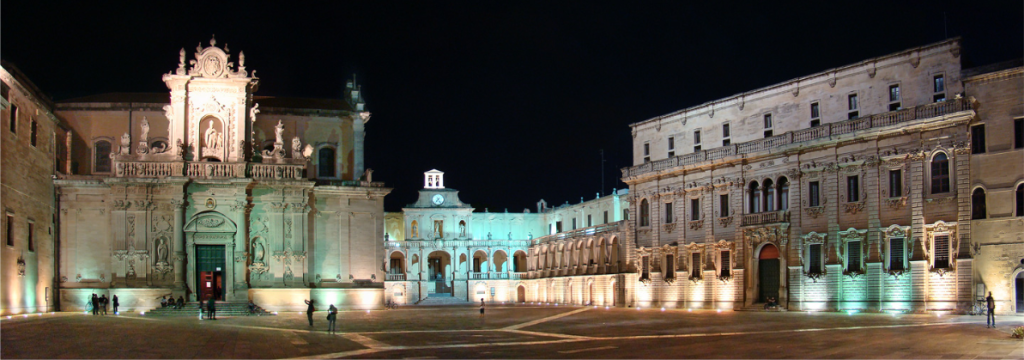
left=759, top=259, right=780, bottom=303
left=196, top=245, right=226, bottom=301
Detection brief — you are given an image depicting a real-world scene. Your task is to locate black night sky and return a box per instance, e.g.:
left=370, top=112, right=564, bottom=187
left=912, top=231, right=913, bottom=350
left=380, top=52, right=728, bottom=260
left=3, top=1, right=1021, bottom=212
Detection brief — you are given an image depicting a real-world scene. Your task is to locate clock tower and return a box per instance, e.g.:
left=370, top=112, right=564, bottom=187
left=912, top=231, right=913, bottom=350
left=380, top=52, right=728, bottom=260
left=403, top=170, right=473, bottom=240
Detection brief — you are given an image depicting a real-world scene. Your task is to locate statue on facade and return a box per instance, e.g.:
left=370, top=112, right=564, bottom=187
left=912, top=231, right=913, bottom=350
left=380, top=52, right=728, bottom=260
left=175, top=139, right=185, bottom=159
left=528, top=232, right=533, bottom=240
left=508, top=232, right=512, bottom=240
left=262, top=120, right=286, bottom=160
left=274, top=120, right=285, bottom=144
left=459, top=222, right=466, bottom=237
left=204, top=122, right=221, bottom=149
left=119, top=133, right=131, bottom=155
left=411, top=224, right=419, bottom=239
left=487, top=232, right=493, bottom=240
left=137, top=117, right=150, bottom=154
left=253, top=240, right=265, bottom=264
left=155, top=237, right=168, bottom=263
left=291, top=137, right=303, bottom=159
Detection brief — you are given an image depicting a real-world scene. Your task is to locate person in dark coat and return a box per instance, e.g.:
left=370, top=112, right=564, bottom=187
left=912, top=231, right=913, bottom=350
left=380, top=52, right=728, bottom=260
left=986, top=291, right=996, bottom=328
left=176, top=296, right=184, bottom=309
left=480, top=298, right=485, bottom=315
left=100, top=295, right=108, bottom=315
left=304, top=299, right=315, bottom=326
left=112, top=295, right=119, bottom=314
left=207, top=297, right=216, bottom=320
left=91, top=294, right=99, bottom=315
left=326, top=304, right=338, bottom=334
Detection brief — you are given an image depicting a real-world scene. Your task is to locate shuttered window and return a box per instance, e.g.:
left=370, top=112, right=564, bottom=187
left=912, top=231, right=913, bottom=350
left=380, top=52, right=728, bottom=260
left=934, top=235, right=950, bottom=269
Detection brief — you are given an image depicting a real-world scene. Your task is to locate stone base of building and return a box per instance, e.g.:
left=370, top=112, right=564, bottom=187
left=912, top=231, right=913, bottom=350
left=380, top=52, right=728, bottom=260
left=60, top=288, right=173, bottom=313
left=249, top=287, right=384, bottom=312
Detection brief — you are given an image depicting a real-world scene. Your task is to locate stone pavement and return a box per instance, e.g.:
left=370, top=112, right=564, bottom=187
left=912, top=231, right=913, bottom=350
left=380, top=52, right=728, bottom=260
left=2, top=305, right=1022, bottom=359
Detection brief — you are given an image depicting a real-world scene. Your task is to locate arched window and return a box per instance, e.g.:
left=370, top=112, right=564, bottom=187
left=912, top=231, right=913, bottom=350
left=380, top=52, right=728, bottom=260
left=94, top=140, right=112, bottom=173
left=1017, top=184, right=1024, bottom=217
left=763, top=179, right=775, bottom=212
left=778, top=177, right=790, bottom=210
left=972, top=188, right=986, bottom=220
left=639, top=199, right=650, bottom=227
left=748, top=181, right=761, bottom=213
left=318, top=147, right=336, bottom=178
left=931, top=153, right=950, bottom=194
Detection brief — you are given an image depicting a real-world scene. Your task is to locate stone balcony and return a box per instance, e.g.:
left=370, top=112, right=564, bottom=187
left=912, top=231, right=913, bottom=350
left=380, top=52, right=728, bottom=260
left=741, top=210, right=790, bottom=227
left=622, top=98, right=974, bottom=179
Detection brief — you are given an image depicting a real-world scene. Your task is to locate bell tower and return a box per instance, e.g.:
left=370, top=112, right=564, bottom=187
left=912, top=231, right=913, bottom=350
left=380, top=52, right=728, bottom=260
left=162, top=36, right=259, bottom=162
left=424, top=169, right=444, bottom=189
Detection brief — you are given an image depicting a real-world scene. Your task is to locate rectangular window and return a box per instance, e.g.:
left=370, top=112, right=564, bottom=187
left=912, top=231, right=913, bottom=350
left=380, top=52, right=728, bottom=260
left=664, top=202, right=673, bottom=223
left=693, top=130, right=701, bottom=152
left=720, top=251, right=731, bottom=277
left=555, top=221, right=562, bottom=233
left=889, top=238, right=905, bottom=271
left=888, top=84, right=901, bottom=111
left=810, top=102, right=820, bottom=120
left=691, top=253, right=701, bottom=278
left=643, top=142, right=650, bottom=163
left=572, top=218, right=577, bottom=230
left=933, top=75, right=946, bottom=102
left=723, top=139, right=730, bottom=146
left=848, top=94, right=859, bottom=119
left=27, top=222, right=35, bottom=252
left=603, top=211, right=609, bottom=224
left=642, top=256, right=650, bottom=278
left=889, top=170, right=902, bottom=197
left=0, top=82, right=8, bottom=101
left=971, top=125, right=986, bottom=154
left=1015, top=118, right=1024, bottom=149
left=723, top=123, right=730, bottom=138
left=719, top=194, right=729, bottom=218
left=587, top=214, right=592, bottom=227
left=847, top=176, right=860, bottom=202
left=9, top=104, right=17, bottom=133
left=934, top=235, right=950, bottom=269
left=5, top=215, right=12, bottom=247
left=690, top=199, right=700, bottom=221
left=623, top=210, right=628, bottom=220
left=763, top=114, right=773, bottom=138
left=809, top=244, right=822, bottom=274
left=810, top=119, right=821, bottom=128
left=665, top=254, right=675, bottom=279
left=667, top=136, right=675, bottom=157
left=809, top=181, right=820, bottom=207
left=847, top=241, right=860, bottom=272
left=693, top=145, right=701, bottom=152
left=30, top=120, right=37, bottom=147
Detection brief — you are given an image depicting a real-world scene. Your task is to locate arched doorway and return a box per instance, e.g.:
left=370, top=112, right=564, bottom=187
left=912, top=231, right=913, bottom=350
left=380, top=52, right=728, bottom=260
left=1016, top=270, right=1024, bottom=313
left=427, top=251, right=452, bottom=296
left=183, top=211, right=238, bottom=302
left=517, top=285, right=526, bottom=303
left=758, top=244, right=780, bottom=303
left=589, top=281, right=595, bottom=305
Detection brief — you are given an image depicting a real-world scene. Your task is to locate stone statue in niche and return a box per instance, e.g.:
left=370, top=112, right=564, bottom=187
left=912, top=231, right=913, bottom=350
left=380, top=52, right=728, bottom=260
left=487, top=232, right=493, bottom=240
left=459, top=222, right=466, bottom=237
left=291, top=137, right=303, bottom=159
left=508, top=232, right=512, bottom=240
left=262, top=120, right=286, bottom=159
left=411, top=224, right=419, bottom=239
left=155, top=237, right=168, bottom=263
left=204, top=121, right=222, bottom=149
left=175, top=139, right=185, bottom=159
left=253, top=240, right=265, bottom=264
left=120, top=133, right=131, bottom=155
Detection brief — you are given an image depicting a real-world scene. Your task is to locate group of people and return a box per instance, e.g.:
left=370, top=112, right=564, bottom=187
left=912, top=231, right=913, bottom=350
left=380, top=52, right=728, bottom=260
left=763, top=296, right=778, bottom=310
left=160, top=295, right=186, bottom=309
left=304, top=299, right=340, bottom=334
left=90, top=294, right=118, bottom=315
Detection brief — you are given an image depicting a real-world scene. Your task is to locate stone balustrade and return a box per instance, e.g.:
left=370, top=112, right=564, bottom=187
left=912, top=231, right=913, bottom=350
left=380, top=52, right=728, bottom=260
left=741, top=210, right=790, bottom=227
left=249, top=163, right=305, bottom=179
left=623, top=98, right=973, bottom=178
left=532, top=221, right=625, bottom=245
left=186, top=162, right=245, bottom=178
left=113, top=160, right=183, bottom=178
left=385, top=273, right=406, bottom=281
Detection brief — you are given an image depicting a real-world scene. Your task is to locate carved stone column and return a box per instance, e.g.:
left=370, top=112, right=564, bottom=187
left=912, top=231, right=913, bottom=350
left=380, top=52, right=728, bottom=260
left=172, top=200, right=185, bottom=290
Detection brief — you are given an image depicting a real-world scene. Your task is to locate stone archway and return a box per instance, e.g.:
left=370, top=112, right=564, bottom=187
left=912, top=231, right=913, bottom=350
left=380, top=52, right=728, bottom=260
left=183, top=211, right=238, bottom=302
left=757, top=244, right=780, bottom=304
left=517, top=285, right=526, bottom=303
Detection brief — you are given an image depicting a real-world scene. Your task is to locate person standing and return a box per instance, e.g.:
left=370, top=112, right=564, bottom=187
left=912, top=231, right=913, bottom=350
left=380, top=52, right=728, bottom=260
left=326, top=304, right=338, bottom=334
left=100, top=295, right=108, bottom=315
left=986, top=291, right=996, bottom=328
left=479, top=298, right=485, bottom=315
left=207, top=297, right=217, bottom=320
left=91, top=294, right=99, bottom=315
left=304, top=299, right=315, bottom=326
left=112, top=295, right=119, bottom=314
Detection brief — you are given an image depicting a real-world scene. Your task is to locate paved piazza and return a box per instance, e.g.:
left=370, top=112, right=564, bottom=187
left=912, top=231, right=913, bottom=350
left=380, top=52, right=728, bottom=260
left=2, top=305, right=1022, bottom=359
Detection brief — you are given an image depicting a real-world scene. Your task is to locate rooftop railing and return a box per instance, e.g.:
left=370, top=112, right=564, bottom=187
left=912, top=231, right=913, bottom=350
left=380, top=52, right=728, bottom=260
left=624, top=98, right=973, bottom=178
left=532, top=220, right=625, bottom=245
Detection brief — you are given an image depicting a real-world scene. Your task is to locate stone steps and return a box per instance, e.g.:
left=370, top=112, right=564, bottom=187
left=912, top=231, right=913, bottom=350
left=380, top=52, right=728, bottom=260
left=735, top=303, right=787, bottom=312
left=414, top=296, right=472, bottom=306
left=145, top=302, right=275, bottom=316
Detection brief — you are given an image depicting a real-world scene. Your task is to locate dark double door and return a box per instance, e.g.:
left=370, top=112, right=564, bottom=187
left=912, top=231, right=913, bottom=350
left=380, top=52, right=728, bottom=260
left=759, top=259, right=780, bottom=303
left=196, top=245, right=225, bottom=301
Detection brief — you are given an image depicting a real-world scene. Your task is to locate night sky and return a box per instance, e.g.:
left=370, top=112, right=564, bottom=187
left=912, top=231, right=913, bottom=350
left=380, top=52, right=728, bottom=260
left=3, top=1, right=1021, bottom=212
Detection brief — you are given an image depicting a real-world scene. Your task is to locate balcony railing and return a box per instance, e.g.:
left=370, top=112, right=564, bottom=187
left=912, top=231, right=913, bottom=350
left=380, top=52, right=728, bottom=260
left=385, top=273, right=406, bottom=281
left=470, top=272, right=488, bottom=280
left=186, top=162, right=246, bottom=178
left=510, top=272, right=526, bottom=280
left=250, top=163, right=305, bottom=179
left=741, top=210, right=790, bottom=226
left=624, top=98, right=973, bottom=178
left=113, top=160, right=183, bottom=178
left=532, top=220, right=625, bottom=245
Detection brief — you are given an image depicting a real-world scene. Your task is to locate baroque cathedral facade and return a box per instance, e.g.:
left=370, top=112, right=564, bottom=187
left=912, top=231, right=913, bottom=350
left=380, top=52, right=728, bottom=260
left=2, top=37, right=1022, bottom=315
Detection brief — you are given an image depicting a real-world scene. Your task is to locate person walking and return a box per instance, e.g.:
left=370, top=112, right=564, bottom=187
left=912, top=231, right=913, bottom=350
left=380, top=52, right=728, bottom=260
left=479, top=298, right=485, bottom=315
left=91, top=294, right=99, bottom=315
left=326, top=304, right=338, bottom=334
left=304, top=299, right=315, bottom=326
left=207, top=297, right=217, bottom=320
left=112, top=295, right=119, bottom=314
left=102, top=295, right=109, bottom=315
left=986, top=291, right=996, bottom=328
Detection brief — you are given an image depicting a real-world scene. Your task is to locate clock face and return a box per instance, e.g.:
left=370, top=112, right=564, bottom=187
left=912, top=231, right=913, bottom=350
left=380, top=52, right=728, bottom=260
left=431, top=194, right=445, bottom=205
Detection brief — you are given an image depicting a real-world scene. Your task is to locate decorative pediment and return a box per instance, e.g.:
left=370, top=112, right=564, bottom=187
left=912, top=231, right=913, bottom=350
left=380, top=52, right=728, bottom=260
left=802, top=232, right=827, bottom=245
left=187, top=36, right=249, bottom=79
left=183, top=211, right=237, bottom=233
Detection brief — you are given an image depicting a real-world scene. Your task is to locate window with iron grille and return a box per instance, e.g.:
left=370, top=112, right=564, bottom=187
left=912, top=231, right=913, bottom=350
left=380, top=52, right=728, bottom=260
left=889, top=238, right=905, bottom=271
left=934, top=235, right=950, bottom=269
left=720, top=251, right=731, bottom=277
left=847, top=241, right=861, bottom=272
left=808, top=244, right=822, bottom=274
